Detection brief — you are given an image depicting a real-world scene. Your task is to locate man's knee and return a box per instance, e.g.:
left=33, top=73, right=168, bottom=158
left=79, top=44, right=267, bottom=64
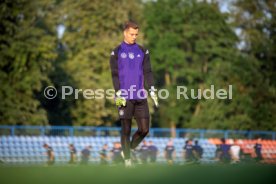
left=138, top=128, right=149, bottom=136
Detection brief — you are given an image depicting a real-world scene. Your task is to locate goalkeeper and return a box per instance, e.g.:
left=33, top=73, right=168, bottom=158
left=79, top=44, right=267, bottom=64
left=109, top=21, right=158, bottom=167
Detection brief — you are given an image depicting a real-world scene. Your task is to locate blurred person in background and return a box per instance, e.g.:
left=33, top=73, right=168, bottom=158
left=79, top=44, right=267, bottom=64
left=193, top=140, right=203, bottom=163
left=164, top=139, right=175, bottom=165
left=69, top=144, right=77, bottom=164
left=139, top=140, right=149, bottom=164
left=148, top=140, right=158, bottom=163
left=254, top=138, right=263, bottom=163
left=183, top=139, right=195, bottom=163
left=100, top=144, right=109, bottom=165
left=216, top=138, right=231, bottom=163
left=230, top=139, right=241, bottom=164
left=81, top=145, right=91, bottom=165
left=43, top=143, right=55, bottom=166
left=111, top=142, right=123, bottom=164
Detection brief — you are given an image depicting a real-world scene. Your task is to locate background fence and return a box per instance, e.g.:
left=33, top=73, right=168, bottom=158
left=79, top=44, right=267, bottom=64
left=0, top=125, right=275, bottom=140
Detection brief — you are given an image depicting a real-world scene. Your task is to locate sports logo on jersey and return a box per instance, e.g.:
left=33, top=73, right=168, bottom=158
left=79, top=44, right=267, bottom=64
left=119, top=109, right=124, bottom=116
left=120, top=52, right=127, bottom=59
left=111, top=51, right=115, bottom=55
left=128, top=52, right=135, bottom=59
left=145, top=50, right=149, bottom=54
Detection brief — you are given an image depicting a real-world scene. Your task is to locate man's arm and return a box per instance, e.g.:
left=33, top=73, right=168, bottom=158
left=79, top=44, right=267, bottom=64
left=109, top=49, right=120, bottom=92
left=143, top=49, right=154, bottom=88
left=142, top=47, right=159, bottom=106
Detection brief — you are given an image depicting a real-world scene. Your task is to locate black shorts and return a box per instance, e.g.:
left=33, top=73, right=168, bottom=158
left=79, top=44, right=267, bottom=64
left=118, top=99, right=149, bottom=119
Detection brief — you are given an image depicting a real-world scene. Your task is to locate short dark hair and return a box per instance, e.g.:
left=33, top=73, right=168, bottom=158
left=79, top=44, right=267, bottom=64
left=123, top=21, right=139, bottom=30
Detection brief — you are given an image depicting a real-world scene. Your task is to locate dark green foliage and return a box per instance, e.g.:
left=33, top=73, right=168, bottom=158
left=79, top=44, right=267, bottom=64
left=0, top=0, right=274, bottom=131
left=0, top=0, right=58, bottom=125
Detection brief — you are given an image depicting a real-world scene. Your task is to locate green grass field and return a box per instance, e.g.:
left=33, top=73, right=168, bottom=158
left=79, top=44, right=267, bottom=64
left=1, top=163, right=276, bottom=184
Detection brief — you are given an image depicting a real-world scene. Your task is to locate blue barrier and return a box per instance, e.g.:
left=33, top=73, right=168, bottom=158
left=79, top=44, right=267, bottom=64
left=0, top=125, right=275, bottom=140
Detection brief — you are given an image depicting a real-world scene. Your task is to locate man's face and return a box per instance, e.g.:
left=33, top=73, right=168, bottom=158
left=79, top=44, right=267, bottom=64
left=124, top=27, right=138, bottom=44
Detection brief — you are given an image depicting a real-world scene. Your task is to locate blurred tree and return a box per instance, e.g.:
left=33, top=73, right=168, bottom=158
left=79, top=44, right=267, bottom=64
left=0, top=0, right=57, bottom=125
left=179, top=1, right=257, bottom=130
left=144, top=0, right=268, bottom=132
left=144, top=0, right=188, bottom=136
left=231, top=0, right=276, bottom=130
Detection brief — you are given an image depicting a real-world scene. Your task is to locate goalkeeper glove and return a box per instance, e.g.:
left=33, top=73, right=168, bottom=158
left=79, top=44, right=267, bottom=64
left=115, top=90, right=126, bottom=107
left=149, top=86, right=158, bottom=107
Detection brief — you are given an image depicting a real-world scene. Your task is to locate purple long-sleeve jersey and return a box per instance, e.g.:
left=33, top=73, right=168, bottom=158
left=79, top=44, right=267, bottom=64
left=110, top=42, right=154, bottom=100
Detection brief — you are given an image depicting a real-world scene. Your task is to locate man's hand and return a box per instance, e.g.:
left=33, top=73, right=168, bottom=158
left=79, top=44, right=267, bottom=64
left=115, top=90, right=126, bottom=107
left=149, top=86, right=158, bottom=107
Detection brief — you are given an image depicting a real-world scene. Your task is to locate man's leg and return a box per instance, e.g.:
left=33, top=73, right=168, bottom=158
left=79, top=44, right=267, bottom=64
left=130, top=118, right=149, bottom=149
left=121, top=119, right=132, bottom=160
